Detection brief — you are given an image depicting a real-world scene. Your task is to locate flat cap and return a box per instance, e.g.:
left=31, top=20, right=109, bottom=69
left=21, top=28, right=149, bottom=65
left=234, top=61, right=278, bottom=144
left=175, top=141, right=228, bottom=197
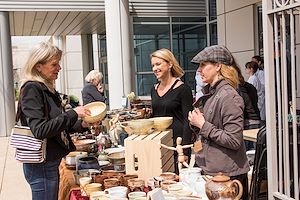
left=191, top=45, right=233, bottom=65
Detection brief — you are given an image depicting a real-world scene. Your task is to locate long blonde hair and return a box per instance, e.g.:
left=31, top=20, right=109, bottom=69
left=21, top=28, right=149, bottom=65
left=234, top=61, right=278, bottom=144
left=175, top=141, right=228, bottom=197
left=20, top=42, right=62, bottom=91
left=151, top=48, right=184, bottom=78
left=219, top=63, right=239, bottom=89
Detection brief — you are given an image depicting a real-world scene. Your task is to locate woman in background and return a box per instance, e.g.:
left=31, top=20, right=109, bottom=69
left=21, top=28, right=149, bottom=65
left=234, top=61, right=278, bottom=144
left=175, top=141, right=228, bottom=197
left=150, top=48, right=193, bottom=174
left=82, top=69, right=106, bottom=105
left=245, top=61, right=266, bottom=121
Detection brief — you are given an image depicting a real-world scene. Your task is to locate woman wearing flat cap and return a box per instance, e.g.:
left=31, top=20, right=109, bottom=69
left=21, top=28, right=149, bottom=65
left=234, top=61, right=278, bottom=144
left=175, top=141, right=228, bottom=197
left=188, top=45, right=250, bottom=200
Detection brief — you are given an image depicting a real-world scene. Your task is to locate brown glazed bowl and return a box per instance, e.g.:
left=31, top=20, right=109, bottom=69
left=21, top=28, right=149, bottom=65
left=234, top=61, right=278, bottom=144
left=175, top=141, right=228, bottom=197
left=83, top=102, right=107, bottom=124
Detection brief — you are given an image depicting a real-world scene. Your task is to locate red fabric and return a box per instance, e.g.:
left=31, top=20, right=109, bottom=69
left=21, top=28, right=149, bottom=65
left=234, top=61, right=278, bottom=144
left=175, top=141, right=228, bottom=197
left=69, top=189, right=89, bottom=200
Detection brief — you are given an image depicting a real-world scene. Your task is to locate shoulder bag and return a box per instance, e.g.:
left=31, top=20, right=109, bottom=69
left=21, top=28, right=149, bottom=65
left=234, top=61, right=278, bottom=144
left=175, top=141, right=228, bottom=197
left=10, top=83, right=48, bottom=163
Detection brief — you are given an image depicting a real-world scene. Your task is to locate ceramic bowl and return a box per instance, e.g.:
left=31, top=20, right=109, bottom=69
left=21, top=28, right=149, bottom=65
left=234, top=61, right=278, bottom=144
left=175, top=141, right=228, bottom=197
left=83, top=102, right=107, bottom=123
left=151, top=117, right=173, bottom=131
left=107, top=151, right=125, bottom=164
left=127, top=119, right=154, bottom=135
left=74, top=139, right=96, bottom=152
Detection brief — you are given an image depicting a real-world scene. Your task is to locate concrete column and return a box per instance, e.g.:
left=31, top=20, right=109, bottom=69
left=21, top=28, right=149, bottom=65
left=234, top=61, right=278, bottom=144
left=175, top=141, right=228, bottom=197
left=81, top=34, right=94, bottom=81
left=0, top=12, right=15, bottom=136
left=53, top=36, right=67, bottom=94
left=92, top=34, right=100, bottom=71
left=105, top=0, right=132, bottom=109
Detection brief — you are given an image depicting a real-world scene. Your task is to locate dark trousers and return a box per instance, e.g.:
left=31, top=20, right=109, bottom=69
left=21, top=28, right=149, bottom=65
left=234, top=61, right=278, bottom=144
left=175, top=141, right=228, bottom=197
left=231, top=173, right=249, bottom=200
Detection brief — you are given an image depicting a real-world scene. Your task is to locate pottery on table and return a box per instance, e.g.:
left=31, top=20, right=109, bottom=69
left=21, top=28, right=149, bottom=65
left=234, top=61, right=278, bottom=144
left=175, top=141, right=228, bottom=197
left=77, top=156, right=100, bottom=170
left=74, top=139, right=96, bottom=152
left=107, top=151, right=125, bottom=164
left=127, top=178, right=145, bottom=192
left=160, top=172, right=177, bottom=181
left=127, top=119, right=154, bottom=135
left=150, top=117, right=173, bottom=131
left=103, top=178, right=120, bottom=189
left=205, top=172, right=243, bottom=200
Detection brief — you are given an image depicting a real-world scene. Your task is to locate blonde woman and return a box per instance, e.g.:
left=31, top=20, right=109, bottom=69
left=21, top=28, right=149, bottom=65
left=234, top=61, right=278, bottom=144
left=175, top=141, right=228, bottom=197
left=188, top=45, right=250, bottom=200
left=81, top=69, right=105, bottom=105
left=150, top=48, right=193, bottom=174
left=19, top=42, right=91, bottom=200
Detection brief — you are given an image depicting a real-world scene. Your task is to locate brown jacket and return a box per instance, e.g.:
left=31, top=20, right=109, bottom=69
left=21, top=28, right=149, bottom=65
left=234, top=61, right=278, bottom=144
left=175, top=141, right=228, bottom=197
left=194, top=79, right=250, bottom=177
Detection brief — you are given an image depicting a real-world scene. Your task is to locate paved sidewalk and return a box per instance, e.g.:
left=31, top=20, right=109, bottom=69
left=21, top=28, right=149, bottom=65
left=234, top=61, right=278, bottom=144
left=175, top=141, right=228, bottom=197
left=0, top=137, right=31, bottom=200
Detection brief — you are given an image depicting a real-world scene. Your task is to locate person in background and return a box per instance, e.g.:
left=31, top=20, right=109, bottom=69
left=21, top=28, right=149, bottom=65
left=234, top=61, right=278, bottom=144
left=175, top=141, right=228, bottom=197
left=195, top=70, right=206, bottom=101
left=231, top=61, right=261, bottom=128
left=19, top=42, right=91, bottom=200
left=82, top=69, right=106, bottom=105
left=245, top=61, right=266, bottom=121
left=231, top=61, right=261, bottom=151
left=252, top=55, right=265, bottom=86
left=150, top=48, right=193, bottom=174
left=189, top=45, right=250, bottom=200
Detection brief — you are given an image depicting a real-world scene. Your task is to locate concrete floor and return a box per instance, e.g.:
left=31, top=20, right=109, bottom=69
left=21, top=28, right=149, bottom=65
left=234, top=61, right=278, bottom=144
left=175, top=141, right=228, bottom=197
left=0, top=137, right=31, bottom=200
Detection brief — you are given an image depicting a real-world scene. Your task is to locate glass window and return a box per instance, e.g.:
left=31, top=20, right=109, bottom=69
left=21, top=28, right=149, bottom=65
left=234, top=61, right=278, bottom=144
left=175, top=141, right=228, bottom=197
left=210, top=22, right=218, bottom=45
left=172, top=23, right=207, bottom=90
left=134, top=24, right=170, bottom=73
left=133, top=13, right=217, bottom=96
left=209, top=0, right=217, bottom=21
left=137, top=74, right=157, bottom=96
left=172, top=17, right=206, bottom=23
left=133, top=17, right=169, bottom=22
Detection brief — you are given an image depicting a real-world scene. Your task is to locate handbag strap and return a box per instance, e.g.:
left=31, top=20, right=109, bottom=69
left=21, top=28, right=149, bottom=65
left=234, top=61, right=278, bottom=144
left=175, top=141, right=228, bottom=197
left=16, top=82, right=49, bottom=122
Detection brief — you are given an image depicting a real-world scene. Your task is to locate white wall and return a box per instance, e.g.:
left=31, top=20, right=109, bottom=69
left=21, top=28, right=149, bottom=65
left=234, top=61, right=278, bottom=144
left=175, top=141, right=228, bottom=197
left=65, top=35, right=84, bottom=105
left=217, top=0, right=261, bottom=79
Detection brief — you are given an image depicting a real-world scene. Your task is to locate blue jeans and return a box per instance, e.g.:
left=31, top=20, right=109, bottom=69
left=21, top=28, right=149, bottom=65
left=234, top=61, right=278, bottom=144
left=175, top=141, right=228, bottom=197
left=23, top=159, right=61, bottom=200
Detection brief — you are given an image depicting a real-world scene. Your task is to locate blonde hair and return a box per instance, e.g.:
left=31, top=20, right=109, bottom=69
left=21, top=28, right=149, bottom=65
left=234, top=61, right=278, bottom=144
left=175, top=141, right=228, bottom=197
left=219, top=63, right=239, bottom=89
left=85, top=70, right=103, bottom=83
left=151, top=48, right=184, bottom=78
left=20, top=42, right=62, bottom=91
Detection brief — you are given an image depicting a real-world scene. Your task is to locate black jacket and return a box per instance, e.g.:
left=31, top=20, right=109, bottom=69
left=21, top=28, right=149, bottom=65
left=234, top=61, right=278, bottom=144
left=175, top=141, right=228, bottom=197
left=19, top=81, right=86, bottom=161
left=238, top=82, right=261, bottom=121
left=81, top=82, right=106, bottom=105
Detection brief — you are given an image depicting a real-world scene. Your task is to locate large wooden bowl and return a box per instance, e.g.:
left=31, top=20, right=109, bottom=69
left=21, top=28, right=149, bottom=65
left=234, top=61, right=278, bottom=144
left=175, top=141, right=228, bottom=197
left=127, top=119, right=154, bottom=135
left=83, top=102, right=107, bottom=124
left=151, top=117, right=173, bottom=131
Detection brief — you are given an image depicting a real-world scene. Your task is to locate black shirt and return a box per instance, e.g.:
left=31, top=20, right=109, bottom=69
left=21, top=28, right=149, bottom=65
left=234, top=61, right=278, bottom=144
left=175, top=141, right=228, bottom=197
left=151, top=81, right=193, bottom=146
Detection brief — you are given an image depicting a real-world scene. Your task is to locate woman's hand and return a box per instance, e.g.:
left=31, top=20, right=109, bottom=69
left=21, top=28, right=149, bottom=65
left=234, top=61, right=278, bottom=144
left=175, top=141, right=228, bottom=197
left=73, top=106, right=91, bottom=118
left=97, top=83, right=104, bottom=93
left=188, top=108, right=205, bottom=129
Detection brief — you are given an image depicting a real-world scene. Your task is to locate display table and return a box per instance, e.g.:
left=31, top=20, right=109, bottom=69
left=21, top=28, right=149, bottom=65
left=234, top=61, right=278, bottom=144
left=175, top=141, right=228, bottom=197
left=58, top=160, right=80, bottom=200
left=243, top=128, right=260, bottom=142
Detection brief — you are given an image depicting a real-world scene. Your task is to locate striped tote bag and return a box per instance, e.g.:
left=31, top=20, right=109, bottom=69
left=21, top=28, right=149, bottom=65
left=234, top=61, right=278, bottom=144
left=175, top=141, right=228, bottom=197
left=10, top=125, right=46, bottom=163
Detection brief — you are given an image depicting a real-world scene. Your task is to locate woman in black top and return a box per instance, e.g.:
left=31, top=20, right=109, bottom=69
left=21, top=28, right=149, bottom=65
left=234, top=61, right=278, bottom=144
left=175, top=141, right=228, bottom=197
left=150, top=48, right=193, bottom=174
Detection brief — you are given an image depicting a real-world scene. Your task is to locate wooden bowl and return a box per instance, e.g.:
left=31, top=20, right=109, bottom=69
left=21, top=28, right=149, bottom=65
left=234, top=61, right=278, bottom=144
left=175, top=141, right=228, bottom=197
left=83, top=102, right=107, bottom=123
left=127, top=119, right=154, bottom=135
left=151, top=117, right=173, bottom=131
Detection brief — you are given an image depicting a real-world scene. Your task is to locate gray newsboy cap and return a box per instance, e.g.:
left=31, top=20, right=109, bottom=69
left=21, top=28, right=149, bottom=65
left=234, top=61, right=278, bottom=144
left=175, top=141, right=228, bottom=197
left=191, top=45, right=233, bottom=65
